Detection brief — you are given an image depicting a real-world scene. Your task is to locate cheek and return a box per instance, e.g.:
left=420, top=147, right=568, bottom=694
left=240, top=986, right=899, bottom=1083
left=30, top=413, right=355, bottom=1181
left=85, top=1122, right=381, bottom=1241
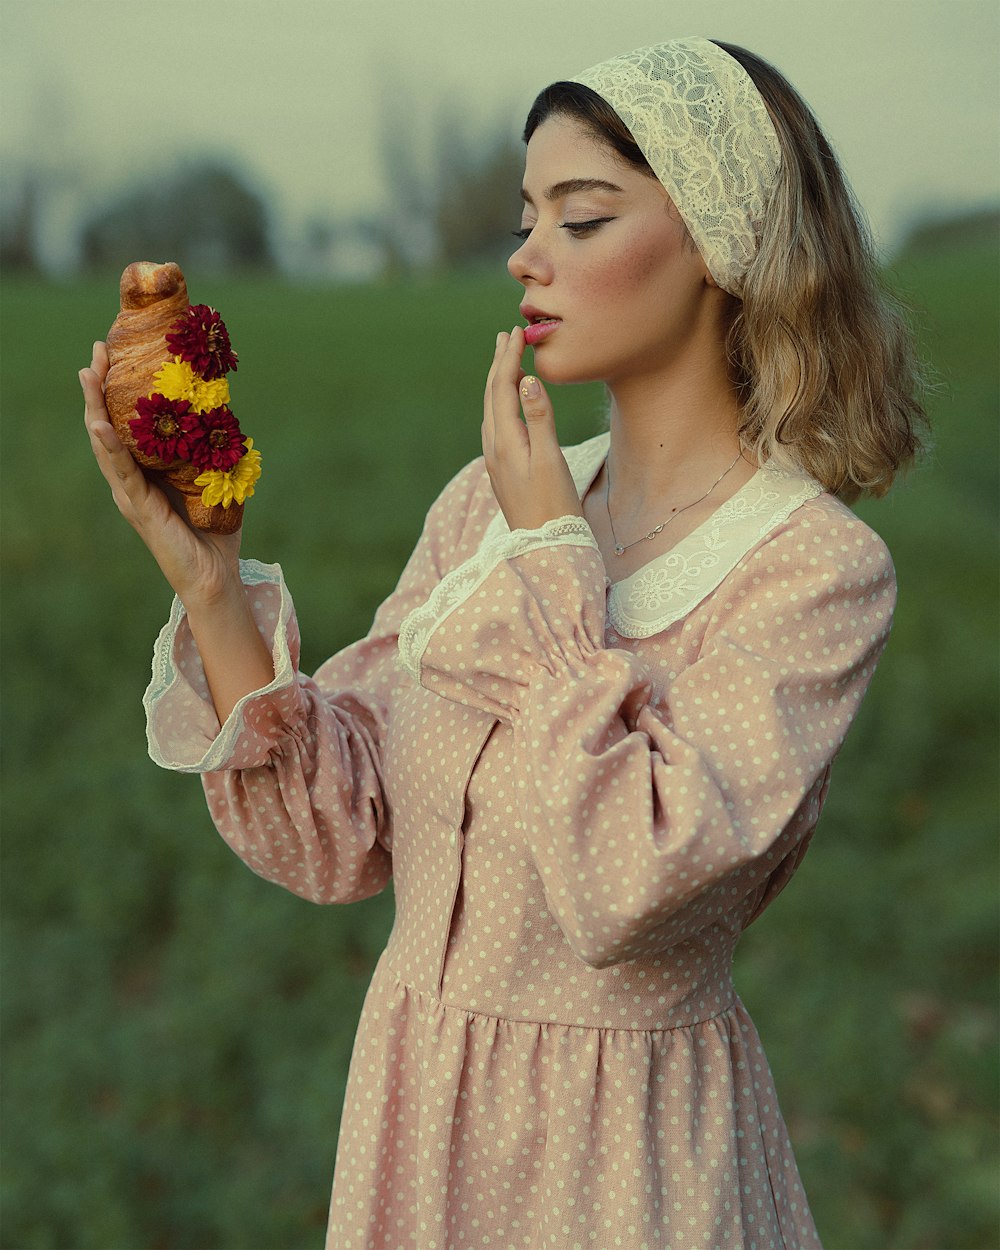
left=578, top=230, right=687, bottom=311
left=584, top=250, right=648, bottom=299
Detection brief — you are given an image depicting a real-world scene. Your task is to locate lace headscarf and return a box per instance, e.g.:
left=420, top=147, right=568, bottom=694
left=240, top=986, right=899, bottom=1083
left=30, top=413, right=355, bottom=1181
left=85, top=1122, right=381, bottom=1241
left=571, top=37, right=781, bottom=296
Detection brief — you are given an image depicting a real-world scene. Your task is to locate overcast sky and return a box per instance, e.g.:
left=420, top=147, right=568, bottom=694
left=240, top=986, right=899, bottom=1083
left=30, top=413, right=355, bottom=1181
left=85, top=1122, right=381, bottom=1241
left=3, top=0, right=998, bottom=269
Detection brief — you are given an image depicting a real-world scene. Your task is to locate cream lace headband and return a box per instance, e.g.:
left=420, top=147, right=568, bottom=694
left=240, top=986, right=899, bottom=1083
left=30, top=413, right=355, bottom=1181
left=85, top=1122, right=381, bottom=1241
left=571, top=37, right=781, bottom=296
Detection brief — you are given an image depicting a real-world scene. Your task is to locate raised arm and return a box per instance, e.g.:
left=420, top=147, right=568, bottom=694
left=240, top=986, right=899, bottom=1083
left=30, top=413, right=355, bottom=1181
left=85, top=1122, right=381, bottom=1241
left=81, top=341, right=274, bottom=721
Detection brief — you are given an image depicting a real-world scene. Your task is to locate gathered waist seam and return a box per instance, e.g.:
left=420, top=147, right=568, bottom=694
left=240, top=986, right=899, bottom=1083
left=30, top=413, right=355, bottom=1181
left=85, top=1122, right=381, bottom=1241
left=379, top=959, right=738, bottom=1034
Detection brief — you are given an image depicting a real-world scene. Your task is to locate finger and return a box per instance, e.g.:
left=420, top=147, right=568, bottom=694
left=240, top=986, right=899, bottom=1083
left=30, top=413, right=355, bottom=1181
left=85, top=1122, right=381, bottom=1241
left=80, top=365, right=112, bottom=432
left=490, top=326, right=530, bottom=447
left=495, top=324, right=526, bottom=389
left=482, top=330, right=509, bottom=454
left=80, top=366, right=124, bottom=461
left=79, top=368, right=149, bottom=513
left=80, top=344, right=113, bottom=445
left=90, top=340, right=110, bottom=381
left=517, top=373, right=557, bottom=445
left=492, top=326, right=529, bottom=416
left=483, top=331, right=508, bottom=406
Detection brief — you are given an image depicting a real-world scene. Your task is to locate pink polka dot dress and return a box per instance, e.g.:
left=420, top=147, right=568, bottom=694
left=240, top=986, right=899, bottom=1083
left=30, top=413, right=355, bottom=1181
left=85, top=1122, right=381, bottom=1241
left=145, top=434, right=895, bottom=1248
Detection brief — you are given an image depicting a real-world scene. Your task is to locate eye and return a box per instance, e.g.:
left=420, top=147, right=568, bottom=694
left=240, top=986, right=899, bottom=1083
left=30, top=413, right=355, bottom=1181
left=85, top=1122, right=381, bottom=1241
left=560, top=217, right=616, bottom=237
left=511, top=227, right=533, bottom=241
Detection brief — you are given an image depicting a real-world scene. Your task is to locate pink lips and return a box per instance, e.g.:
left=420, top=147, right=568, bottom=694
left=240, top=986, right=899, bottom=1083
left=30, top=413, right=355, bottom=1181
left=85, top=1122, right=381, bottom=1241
left=523, top=319, right=561, bottom=346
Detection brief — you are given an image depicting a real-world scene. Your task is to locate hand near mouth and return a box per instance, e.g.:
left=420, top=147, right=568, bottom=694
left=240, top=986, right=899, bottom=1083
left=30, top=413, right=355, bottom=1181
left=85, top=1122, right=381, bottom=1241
left=482, top=326, right=583, bottom=532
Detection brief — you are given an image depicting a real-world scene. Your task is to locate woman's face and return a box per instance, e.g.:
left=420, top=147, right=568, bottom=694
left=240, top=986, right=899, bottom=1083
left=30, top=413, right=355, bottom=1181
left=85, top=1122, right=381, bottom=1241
left=509, top=114, right=716, bottom=387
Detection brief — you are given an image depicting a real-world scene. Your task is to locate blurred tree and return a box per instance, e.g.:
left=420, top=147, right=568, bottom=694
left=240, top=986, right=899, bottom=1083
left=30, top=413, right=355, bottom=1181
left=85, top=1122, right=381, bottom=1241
left=374, top=93, right=524, bottom=274
left=374, top=86, right=439, bottom=275
left=0, top=172, right=42, bottom=273
left=431, top=122, right=525, bottom=269
left=79, top=159, right=275, bottom=273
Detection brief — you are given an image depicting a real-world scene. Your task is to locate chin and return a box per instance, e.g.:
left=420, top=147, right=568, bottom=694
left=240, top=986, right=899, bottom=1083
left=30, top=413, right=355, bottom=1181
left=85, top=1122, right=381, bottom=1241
left=531, top=349, right=605, bottom=388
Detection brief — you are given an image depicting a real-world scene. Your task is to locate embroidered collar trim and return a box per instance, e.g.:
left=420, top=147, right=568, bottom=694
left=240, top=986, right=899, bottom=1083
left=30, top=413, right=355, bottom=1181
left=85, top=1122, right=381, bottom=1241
left=481, top=432, right=824, bottom=639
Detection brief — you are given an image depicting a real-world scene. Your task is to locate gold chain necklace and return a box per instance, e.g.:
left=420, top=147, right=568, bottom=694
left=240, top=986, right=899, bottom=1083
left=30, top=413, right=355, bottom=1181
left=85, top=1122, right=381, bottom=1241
left=606, top=450, right=743, bottom=556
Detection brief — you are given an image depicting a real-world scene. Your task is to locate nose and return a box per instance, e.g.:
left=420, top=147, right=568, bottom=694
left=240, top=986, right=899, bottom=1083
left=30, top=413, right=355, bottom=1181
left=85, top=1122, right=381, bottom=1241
left=507, top=232, right=552, bottom=286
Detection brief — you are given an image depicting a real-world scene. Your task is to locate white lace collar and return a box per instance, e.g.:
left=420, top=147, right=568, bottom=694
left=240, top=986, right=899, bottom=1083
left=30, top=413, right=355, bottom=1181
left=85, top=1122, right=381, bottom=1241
left=480, top=432, right=823, bottom=639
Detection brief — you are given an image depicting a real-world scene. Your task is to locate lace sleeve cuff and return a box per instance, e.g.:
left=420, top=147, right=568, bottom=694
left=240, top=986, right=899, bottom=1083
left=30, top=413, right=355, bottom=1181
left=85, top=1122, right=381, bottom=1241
left=143, top=559, right=303, bottom=773
left=397, top=514, right=599, bottom=682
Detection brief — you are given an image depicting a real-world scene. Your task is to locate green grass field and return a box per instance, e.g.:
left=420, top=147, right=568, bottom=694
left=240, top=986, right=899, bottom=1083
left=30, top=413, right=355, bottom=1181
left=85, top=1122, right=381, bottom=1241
left=1, top=244, right=997, bottom=1249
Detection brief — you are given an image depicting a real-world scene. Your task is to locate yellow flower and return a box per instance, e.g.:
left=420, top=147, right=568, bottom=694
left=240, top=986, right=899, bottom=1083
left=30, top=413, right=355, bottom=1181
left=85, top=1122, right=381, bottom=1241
left=152, top=357, right=230, bottom=413
left=196, top=438, right=262, bottom=508
left=151, top=358, right=193, bottom=402
left=193, top=375, right=230, bottom=413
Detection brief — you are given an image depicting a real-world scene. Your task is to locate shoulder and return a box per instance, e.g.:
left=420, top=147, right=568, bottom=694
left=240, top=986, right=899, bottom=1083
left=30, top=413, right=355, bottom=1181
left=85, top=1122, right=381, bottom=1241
left=745, top=491, right=894, bottom=584
left=715, top=490, right=896, bottom=632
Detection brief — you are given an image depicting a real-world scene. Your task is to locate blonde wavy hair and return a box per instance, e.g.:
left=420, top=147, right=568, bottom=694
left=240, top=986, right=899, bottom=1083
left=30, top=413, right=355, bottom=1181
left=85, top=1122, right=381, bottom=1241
left=524, top=44, right=930, bottom=500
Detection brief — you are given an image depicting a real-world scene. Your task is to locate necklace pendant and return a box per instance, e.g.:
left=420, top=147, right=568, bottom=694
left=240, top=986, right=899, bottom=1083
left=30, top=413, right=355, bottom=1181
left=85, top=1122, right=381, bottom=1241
left=604, top=448, right=743, bottom=566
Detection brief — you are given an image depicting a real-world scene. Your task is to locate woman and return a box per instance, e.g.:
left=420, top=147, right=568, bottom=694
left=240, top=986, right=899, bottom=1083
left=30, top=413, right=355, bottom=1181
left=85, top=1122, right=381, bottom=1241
left=82, top=36, right=925, bottom=1250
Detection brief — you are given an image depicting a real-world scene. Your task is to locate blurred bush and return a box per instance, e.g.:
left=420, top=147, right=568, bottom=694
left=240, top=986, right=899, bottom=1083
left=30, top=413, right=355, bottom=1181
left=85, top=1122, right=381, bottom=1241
left=78, top=159, right=276, bottom=275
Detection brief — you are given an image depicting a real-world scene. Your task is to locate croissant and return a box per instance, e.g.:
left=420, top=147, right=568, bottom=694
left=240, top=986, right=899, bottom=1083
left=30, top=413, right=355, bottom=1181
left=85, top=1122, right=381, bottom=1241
left=104, top=261, right=255, bottom=535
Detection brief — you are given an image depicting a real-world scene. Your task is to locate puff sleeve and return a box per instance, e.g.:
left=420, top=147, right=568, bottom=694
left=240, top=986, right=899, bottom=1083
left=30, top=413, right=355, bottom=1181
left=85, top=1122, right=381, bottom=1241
left=406, top=502, right=896, bottom=966
left=143, top=459, right=490, bottom=904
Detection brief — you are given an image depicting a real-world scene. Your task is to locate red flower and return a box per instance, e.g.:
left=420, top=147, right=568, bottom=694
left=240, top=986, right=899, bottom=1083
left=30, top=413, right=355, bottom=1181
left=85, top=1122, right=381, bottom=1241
left=188, top=406, right=246, bottom=471
left=130, top=394, right=197, bottom=461
left=165, top=304, right=239, bottom=380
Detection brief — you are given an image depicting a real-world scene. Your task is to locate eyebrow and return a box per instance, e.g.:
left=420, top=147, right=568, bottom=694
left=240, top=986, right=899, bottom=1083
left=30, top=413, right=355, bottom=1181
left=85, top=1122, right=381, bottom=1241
left=520, top=177, right=626, bottom=205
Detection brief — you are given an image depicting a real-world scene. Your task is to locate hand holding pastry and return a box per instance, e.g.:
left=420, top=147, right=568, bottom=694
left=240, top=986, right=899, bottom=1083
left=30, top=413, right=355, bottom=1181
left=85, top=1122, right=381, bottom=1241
left=81, top=339, right=244, bottom=609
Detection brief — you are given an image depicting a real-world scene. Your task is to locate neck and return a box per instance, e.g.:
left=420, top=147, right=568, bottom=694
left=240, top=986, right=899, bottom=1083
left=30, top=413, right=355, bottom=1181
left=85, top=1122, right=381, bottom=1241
left=604, top=359, right=743, bottom=508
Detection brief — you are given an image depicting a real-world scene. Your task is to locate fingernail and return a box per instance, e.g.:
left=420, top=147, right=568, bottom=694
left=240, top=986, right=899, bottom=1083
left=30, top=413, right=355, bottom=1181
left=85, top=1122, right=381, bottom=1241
left=519, top=375, right=540, bottom=399
left=78, top=370, right=87, bottom=388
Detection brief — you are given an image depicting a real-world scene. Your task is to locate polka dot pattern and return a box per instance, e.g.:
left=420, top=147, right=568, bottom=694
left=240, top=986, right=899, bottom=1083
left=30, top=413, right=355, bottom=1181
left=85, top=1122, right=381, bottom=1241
left=145, top=454, right=895, bottom=1249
